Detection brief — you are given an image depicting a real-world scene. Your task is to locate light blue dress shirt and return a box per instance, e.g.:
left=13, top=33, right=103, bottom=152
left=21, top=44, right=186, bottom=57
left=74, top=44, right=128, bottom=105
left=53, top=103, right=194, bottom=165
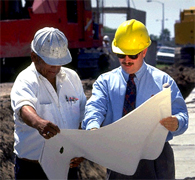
left=82, top=61, right=188, bottom=141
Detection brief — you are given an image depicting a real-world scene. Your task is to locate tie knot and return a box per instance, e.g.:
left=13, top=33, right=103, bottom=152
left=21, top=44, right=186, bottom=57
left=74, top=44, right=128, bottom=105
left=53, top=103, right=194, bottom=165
left=129, top=74, right=135, bottom=80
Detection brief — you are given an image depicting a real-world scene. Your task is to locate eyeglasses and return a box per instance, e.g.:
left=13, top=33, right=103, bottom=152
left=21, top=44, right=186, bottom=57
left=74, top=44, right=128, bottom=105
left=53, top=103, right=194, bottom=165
left=116, top=53, right=140, bottom=60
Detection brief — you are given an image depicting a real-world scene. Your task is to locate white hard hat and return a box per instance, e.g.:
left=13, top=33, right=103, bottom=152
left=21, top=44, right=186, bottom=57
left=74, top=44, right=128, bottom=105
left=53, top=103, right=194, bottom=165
left=103, top=35, right=110, bottom=42
left=31, top=27, right=72, bottom=66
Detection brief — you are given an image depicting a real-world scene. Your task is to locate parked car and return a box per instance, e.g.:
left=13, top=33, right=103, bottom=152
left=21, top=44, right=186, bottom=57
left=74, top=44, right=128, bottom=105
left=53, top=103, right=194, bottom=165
left=156, top=46, right=175, bottom=64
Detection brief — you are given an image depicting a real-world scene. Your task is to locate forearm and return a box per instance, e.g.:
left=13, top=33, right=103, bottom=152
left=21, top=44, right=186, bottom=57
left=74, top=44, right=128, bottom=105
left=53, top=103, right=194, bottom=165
left=20, top=105, right=60, bottom=139
left=172, top=112, right=188, bottom=136
left=20, top=105, right=42, bottom=129
left=82, top=77, right=108, bottom=130
left=170, top=81, right=189, bottom=135
left=82, top=115, right=101, bottom=130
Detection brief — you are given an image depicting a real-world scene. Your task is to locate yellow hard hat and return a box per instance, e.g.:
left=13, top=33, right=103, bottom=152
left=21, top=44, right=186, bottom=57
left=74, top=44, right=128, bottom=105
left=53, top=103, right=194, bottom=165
left=112, top=19, right=151, bottom=55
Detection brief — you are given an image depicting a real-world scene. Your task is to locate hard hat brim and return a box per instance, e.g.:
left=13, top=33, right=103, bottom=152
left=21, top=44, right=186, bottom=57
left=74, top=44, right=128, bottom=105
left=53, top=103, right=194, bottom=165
left=31, top=40, right=72, bottom=66
left=112, top=41, right=126, bottom=54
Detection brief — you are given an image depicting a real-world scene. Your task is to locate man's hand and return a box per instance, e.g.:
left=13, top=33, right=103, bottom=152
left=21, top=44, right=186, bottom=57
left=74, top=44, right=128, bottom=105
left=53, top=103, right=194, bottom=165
left=36, top=119, right=60, bottom=139
left=70, top=157, right=84, bottom=168
left=20, top=105, right=60, bottom=139
left=160, top=116, right=179, bottom=132
left=90, top=127, right=98, bottom=130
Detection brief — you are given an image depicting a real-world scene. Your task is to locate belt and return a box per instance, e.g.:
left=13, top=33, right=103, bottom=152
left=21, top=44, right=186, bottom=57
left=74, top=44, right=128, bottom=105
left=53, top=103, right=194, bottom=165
left=19, top=157, right=39, bottom=164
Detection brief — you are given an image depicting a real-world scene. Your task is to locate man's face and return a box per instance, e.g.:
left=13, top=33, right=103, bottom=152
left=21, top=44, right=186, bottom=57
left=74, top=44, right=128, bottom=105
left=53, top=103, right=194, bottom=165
left=31, top=52, right=61, bottom=81
left=118, top=48, right=147, bottom=74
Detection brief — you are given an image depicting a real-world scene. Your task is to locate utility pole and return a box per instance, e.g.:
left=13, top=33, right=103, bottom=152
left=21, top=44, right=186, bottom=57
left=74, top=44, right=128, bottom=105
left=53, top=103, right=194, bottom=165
left=147, top=0, right=165, bottom=45
left=127, top=0, right=130, bottom=20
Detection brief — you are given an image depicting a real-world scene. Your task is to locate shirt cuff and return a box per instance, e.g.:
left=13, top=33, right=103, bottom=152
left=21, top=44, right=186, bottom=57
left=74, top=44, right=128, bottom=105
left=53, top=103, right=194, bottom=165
left=85, top=121, right=100, bottom=130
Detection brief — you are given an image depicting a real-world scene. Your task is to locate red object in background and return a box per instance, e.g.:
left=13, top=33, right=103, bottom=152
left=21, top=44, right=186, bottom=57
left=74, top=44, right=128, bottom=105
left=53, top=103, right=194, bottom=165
left=0, top=0, right=103, bottom=58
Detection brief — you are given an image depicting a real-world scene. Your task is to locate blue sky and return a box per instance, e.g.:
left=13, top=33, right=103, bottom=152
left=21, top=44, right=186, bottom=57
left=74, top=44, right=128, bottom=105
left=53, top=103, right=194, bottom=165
left=92, top=0, right=195, bottom=38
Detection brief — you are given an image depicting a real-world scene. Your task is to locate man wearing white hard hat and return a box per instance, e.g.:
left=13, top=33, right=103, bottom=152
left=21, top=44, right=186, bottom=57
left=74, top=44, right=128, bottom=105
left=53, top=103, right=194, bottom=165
left=11, top=27, right=86, bottom=179
left=102, top=35, right=111, bottom=54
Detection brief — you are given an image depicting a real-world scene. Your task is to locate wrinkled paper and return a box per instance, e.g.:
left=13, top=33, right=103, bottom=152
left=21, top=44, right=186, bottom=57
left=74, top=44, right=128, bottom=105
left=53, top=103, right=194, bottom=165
left=39, top=87, right=171, bottom=179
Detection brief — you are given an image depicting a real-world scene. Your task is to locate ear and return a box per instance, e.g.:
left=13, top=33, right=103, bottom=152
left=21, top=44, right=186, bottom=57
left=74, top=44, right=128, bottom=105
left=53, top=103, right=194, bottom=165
left=31, top=52, right=37, bottom=62
left=142, top=48, right=148, bottom=58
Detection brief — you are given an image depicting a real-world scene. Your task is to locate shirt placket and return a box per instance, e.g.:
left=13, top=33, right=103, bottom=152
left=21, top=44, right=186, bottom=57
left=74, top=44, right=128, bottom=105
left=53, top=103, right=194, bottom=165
left=44, top=78, right=69, bottom=128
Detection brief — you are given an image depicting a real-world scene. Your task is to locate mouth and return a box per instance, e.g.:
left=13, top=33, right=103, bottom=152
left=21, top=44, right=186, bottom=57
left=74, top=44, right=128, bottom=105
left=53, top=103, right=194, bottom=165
left=49, top=71, right=57, bottom=75
left=122, top=62, right=134, bottom=66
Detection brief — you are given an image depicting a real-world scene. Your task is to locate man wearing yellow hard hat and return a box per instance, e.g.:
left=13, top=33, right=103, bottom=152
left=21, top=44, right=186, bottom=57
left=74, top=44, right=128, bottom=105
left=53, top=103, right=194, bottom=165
left=82, top=19, right=188, bottom=179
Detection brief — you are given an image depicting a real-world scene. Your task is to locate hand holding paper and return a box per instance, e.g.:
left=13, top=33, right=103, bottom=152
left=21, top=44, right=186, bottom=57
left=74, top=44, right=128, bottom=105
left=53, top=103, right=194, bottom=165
left=160, top=116, right=179, bottom=131
left=70, top=157, right=84, bottom=168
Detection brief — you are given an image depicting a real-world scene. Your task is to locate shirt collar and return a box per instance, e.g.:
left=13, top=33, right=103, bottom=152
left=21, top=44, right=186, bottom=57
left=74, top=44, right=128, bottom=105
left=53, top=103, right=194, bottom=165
left=121, top=67, right=129, bottom=82
left=57, top=67, right=66, bottom=84
left=135, top=61, right=147, bottom=80
left=30, top=62, right=41, bottom=78
left=120, top=61, right=147, bottom=82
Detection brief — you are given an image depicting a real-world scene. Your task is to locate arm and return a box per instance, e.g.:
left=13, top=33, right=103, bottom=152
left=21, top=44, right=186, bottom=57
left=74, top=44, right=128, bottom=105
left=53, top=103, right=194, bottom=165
left=22, top=104, right=83, bottom=167
left=20, top=105, right=60, bottom=139
left=82, top=76, right=108, bottom=130
left=160, top=79, right=188, bottom=135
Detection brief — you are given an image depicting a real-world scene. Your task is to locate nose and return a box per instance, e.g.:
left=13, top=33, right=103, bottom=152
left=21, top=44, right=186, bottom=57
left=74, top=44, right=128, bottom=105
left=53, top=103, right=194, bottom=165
left=50, top=65, right=61, bottom=72
left=125, top=56, right=134, bottom=60
left=123, top=56, right=131, bottom=61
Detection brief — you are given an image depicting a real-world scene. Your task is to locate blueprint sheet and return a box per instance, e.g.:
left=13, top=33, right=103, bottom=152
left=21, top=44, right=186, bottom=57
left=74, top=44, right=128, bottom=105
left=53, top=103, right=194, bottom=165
left=39, top=87, right=171, bottom=179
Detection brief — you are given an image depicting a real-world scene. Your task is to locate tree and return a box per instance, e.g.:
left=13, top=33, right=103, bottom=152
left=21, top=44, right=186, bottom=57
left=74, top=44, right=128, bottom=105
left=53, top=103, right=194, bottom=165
left=150, top=34, right=159, bottom=41
left=160, top=28, right=171, bottom=42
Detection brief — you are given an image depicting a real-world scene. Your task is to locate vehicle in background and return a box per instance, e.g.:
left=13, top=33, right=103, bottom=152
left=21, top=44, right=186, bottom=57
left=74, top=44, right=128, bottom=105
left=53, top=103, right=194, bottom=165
left=174, top=7, right=195, bottom=67
left=156, top=46, right=175, bottom=64
left=0, top=0, right=104, bottom=81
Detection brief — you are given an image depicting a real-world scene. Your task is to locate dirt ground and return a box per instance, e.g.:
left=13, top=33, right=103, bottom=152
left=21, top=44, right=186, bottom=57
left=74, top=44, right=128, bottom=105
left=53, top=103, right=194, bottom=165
left=0, top=64, right=195, bottom=179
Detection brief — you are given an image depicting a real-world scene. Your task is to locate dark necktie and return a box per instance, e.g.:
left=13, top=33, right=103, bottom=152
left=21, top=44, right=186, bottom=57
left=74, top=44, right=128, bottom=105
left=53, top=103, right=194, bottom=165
left=122, top=74, right=136, bottom=116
